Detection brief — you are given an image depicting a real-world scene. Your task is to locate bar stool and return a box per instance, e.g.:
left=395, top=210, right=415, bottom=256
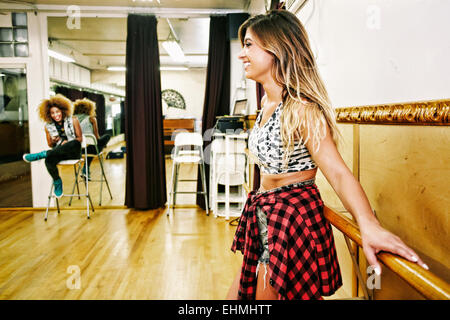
left=167, top=132, right=209, bottom=216
left=44, top=136, right=94, bottom=221
left=69, top=133, right=112, bottom=206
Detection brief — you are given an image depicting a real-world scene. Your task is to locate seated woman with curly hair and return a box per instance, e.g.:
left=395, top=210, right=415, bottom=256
left=73, top=98, right=111, bottom=180
left=23, top=94, right=83, bottom=197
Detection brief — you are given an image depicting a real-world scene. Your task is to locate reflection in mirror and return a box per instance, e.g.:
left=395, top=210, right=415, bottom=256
left=0, top=68, right=32, bottom=207
left=0, top=67, right=32, bottom=207
left=47, top=15, right=127, bottom=208
left=55, top=138, right=126, bottom=208
left=48, top=84, right=126, bottom=208
left=46, top=15, right=210, bottom=209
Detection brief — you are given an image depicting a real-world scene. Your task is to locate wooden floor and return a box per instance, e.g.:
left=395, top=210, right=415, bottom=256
left=56, top=143, right=127, bottom=208
left=0, top=207, right=243, bottom=299
left=0, top=147, right=351, bottom=300
left=0, top=151, right=245, bottom=300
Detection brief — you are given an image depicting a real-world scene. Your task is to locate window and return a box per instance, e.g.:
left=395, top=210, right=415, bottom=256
left=0, top=13, right=29, bottom=57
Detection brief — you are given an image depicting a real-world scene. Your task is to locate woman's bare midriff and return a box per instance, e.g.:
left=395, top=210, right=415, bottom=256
left=259, top=168, right=318, bottom=192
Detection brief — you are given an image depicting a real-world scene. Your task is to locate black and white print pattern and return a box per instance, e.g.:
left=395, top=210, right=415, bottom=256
left=45, top=116, right=76, bottom=147
left=248, top=102, right=317, bottom=174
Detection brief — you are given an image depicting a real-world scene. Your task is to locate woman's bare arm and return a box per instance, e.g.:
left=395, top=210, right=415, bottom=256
left=305, top=120, right=428, bottom=274
left=72, top=117, right=83, bottom=143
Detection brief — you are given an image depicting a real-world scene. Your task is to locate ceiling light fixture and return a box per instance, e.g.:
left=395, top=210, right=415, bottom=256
left=160, top=66, right=188, bottom=71
left=48, top=49, right=75, bottom=63
left=132, top=0, right=161, bottom=3
left=162, top=18, right=186, bottom=63
left=162, top=41, right=186, bottom=62
left=107, top=66, right=126, bottom=71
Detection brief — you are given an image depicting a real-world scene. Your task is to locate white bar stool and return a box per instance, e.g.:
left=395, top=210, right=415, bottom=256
left=44, top=135, right=94, bottom=221
left=167, top=132, right=209, bottom=216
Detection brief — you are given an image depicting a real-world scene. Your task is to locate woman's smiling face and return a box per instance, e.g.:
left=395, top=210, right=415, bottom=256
left=238, top=28, right=274, bottom=83
left=50, top=106, right=63, bottom=123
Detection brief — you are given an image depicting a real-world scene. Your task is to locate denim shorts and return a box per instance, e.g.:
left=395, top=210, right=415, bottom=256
left=256, top=206, right=270, bottom=264
left=255, top=179, right=316, bottom=264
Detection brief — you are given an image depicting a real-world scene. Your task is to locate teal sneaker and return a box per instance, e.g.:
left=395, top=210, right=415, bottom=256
left=23, top=151, right=47, bottom=163
left=53, top=178, right=63, bottom=198
left=81, top=165, right=91, bottom=181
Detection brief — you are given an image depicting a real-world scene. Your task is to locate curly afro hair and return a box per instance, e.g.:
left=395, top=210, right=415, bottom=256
left=73, top=98, right=96, bottom=117
left=38, top=94, right=73, bottom=123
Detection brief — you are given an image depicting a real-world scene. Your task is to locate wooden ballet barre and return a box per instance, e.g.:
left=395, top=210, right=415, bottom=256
left=323, top=206, right=450, bottom=300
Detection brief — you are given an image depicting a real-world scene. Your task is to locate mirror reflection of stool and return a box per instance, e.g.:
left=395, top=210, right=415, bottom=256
left=167, top=132, right=209, bottom=216
left=45, top=136, right=94, bottom=221
left=69, top=133, right=113, bottom=206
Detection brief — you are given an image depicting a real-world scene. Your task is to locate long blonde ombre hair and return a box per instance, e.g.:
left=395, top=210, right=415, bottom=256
left=239, top=10, right=341, bottom=167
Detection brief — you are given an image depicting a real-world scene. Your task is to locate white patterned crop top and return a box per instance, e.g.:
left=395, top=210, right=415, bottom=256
left=248, top=102, right=317, bottom=174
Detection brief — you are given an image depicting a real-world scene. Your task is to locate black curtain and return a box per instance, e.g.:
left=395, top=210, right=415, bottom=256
left=124, top=14, right=166, bottom=210
left=54, top=86, right=83, bottom=101
left=196, top=16, right=230, bottom=209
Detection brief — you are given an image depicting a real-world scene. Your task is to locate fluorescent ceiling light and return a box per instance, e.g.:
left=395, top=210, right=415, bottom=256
left=107, top=66, right=126, bottom=71
left=108, top=66, right=189, bottom=71
left=48, top=49, right=75, bottom=63
left=160, top=66, right=189, bottom=71
left=162, top=41, right=186, bottom=63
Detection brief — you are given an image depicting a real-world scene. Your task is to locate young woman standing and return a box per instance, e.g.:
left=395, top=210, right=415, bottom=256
left=228, top=10, right=428, bottom=300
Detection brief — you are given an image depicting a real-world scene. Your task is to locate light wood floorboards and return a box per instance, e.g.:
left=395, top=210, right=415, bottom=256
left=0, top=150, right=351, bottom=300
left=0, top=207, right=242, bottom=299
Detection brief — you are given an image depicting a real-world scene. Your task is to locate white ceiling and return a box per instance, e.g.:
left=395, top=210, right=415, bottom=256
left=48, top=16, right=211, bottom=69
left=42, top=0, right=251, bottom=89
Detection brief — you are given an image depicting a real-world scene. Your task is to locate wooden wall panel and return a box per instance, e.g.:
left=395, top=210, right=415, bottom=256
left=317, top=122, right=449, bottom=299
left=359, top=125, right=449, bottom=299
left=360, top=125, right=449, bottom=268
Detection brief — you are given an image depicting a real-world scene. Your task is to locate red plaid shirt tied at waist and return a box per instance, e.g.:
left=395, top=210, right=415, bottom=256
left=231, top=182, right=342, bottom=300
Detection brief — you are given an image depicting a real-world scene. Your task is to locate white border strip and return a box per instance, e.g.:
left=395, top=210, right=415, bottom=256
left=0, top=3, right=244, bottom=18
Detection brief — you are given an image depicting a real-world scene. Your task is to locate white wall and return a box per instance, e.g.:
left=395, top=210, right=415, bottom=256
left=27, top=13, right=51, bottom=208
left=161, top=69, right=207, bottom=131
left=234, top=0, right=267, bottom=115
left=27, top=12, right=52, bottom=207
left=230, top=39, right=249, bottom=114
left=49, top=57, right=91, bottom=88
left=295, top=0, right=450, bottom=107
left=248, top=0, right=267, bottom=16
